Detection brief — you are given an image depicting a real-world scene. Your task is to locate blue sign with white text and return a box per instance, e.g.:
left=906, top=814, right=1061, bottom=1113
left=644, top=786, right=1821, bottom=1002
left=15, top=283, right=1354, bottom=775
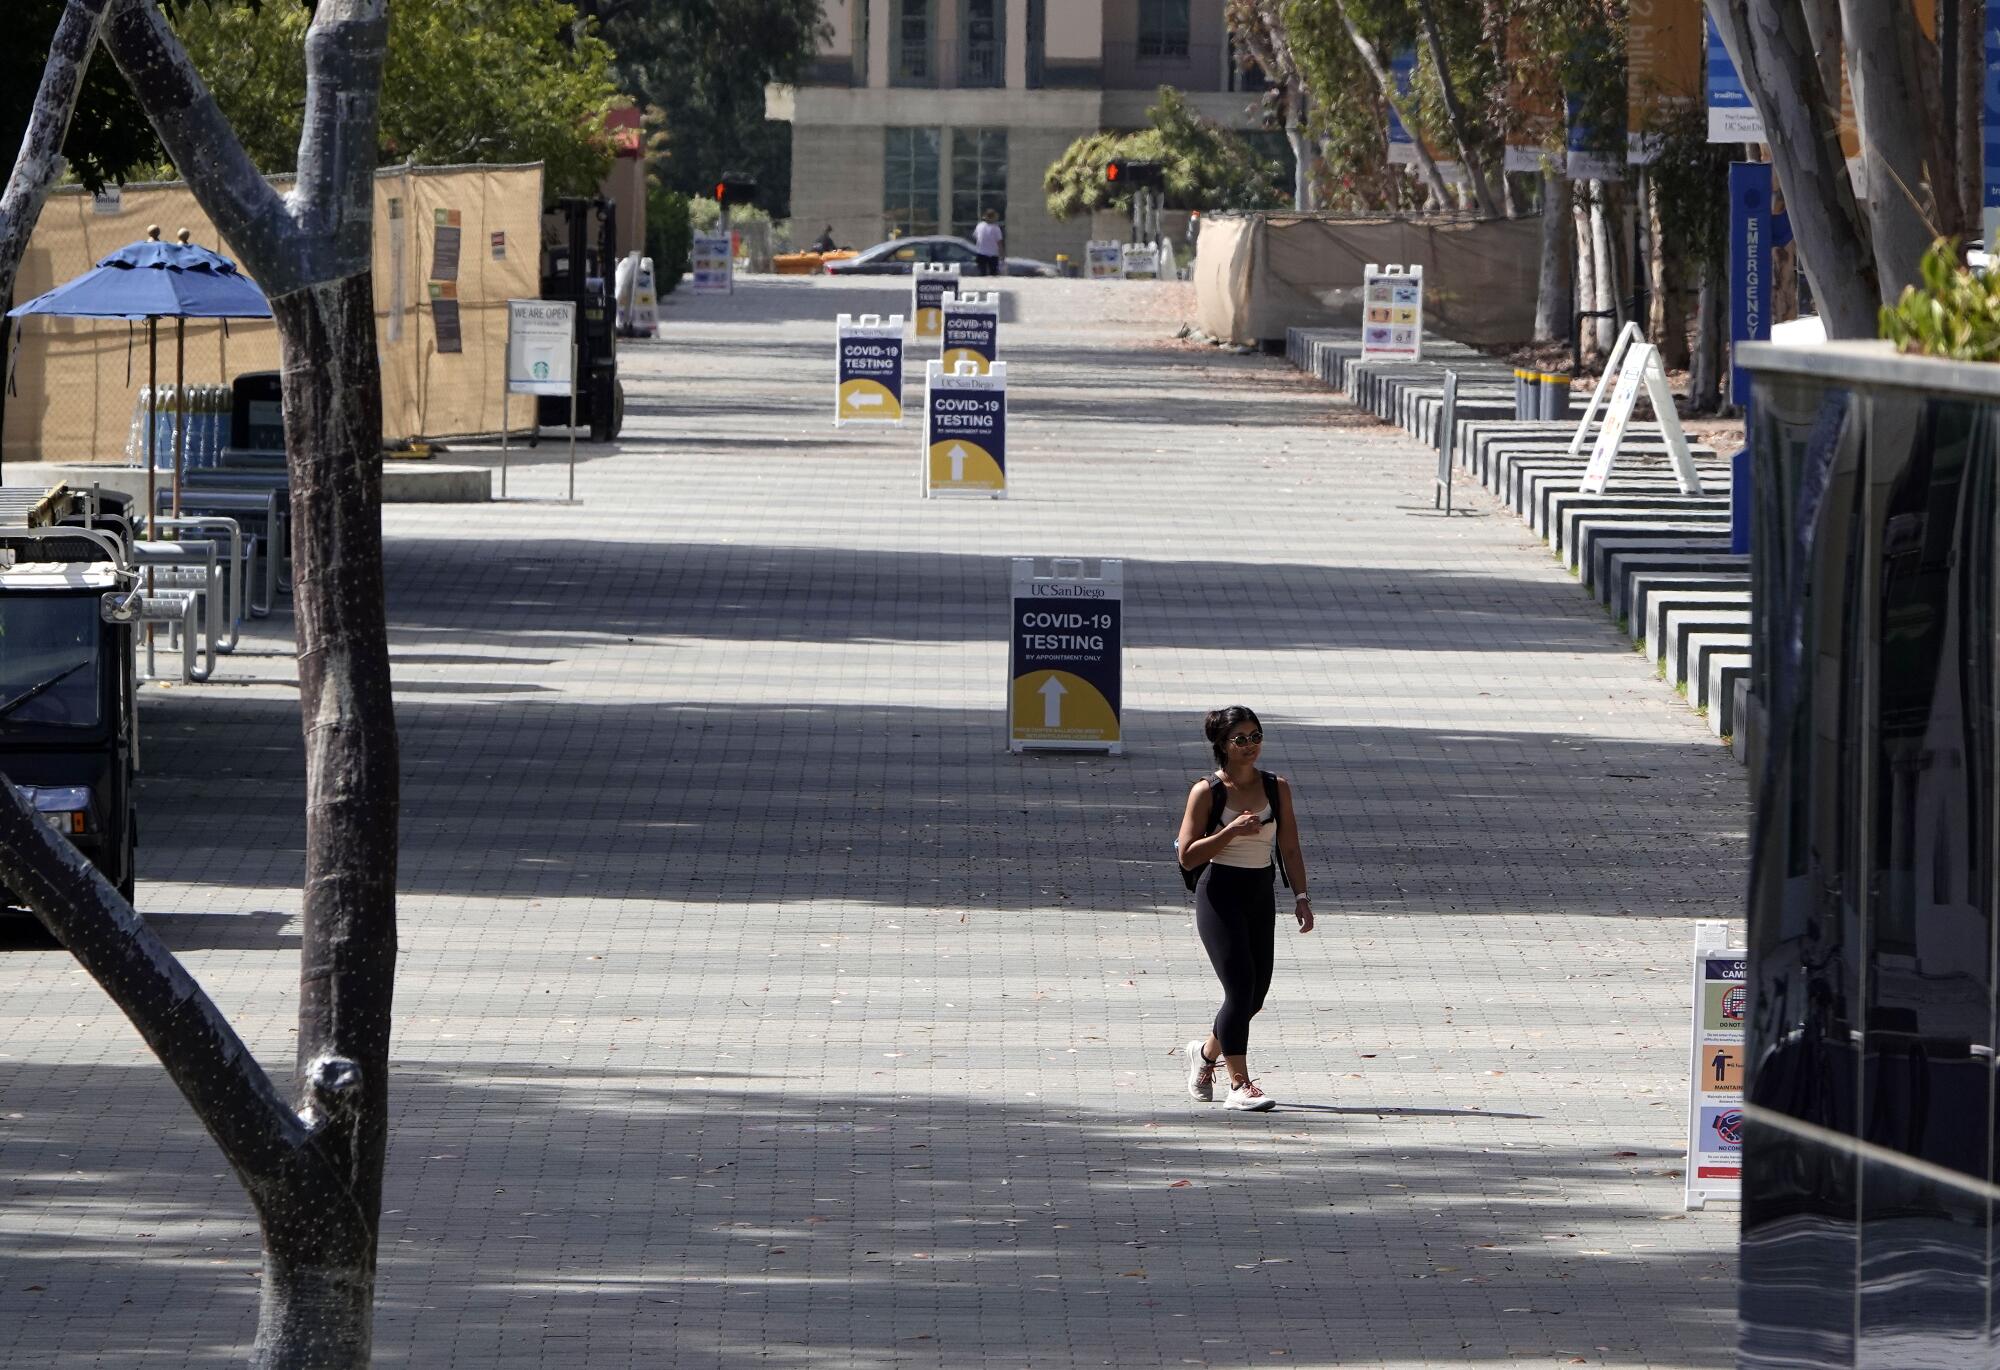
left=1984, top=2, right=2000, bottom=243
left=1707, top=15, right=1763, bottom=143
left=1728, top=161, right=1771, bottom=410
left=1387, top=48, right=1416, bottom=155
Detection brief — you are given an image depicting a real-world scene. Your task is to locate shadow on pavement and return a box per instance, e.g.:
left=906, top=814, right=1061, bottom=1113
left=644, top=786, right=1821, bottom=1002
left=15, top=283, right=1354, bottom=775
left=0, top=1061, right=1732, bottom=1368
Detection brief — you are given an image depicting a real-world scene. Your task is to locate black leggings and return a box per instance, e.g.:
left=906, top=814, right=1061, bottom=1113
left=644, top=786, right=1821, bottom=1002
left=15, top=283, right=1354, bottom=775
left=1195, top=863, right=1276, bottom=1055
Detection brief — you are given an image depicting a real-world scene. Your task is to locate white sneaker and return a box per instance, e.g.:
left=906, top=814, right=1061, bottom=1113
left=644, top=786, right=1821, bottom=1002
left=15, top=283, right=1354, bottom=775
left=1185, top=1040, right=1217, bottom=1101
left=1223, top=1080, right=1276, bottom=1112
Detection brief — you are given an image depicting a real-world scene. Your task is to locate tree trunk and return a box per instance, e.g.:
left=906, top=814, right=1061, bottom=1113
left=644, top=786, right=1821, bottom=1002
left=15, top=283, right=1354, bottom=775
left=1712, top=0, right=1879, bottom=337
left=1954, top=0, right=1983, bottom=243
left=1286, top=125, right=1313, bottom=211
left=1412, top=0, right=1500, bottom=216
left=1690, top=255, right=1725, bottom=414
left=1841, top=0, right=1950, bottom=300
left=1650, top=181, right=1691, bottom=369
left=1591, top=180, right=1619, bottom=349
left=1576, top=184, right=1601, bottom=366
left=1535, top=167, right=1571, bottom=343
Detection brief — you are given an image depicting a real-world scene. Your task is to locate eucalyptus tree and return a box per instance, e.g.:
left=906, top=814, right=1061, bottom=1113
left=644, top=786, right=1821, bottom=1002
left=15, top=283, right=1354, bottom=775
left=1708, top=0, right=1981, bottom=337
left=0, top=1, right=399, bottom=1365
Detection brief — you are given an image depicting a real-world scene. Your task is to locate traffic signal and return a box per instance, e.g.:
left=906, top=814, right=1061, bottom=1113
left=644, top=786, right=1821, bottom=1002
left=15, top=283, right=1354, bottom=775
left=1104, top=159, right=1166, bottom=190
left=714, top=175, right=758, bottom=212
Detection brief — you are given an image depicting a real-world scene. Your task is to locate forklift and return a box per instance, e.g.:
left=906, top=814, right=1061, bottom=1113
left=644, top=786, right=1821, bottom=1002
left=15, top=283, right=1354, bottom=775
left=539, top=195, right=626, bottom=442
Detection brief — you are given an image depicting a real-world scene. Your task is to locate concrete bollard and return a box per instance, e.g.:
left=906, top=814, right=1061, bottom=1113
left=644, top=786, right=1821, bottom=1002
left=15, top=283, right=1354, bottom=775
left=1539, top=372, right=1571, bottom=421
left=1514, top=368, right=1531, bottom=420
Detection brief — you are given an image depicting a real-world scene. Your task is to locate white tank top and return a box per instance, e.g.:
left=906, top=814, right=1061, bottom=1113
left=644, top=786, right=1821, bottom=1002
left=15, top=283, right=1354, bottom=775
left=1209, top=802, right=1277, bottom=869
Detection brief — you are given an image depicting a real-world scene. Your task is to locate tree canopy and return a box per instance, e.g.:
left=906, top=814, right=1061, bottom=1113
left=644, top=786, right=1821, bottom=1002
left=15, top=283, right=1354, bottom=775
left=584, top=0, right=823, bottom=216
left=1043, top=87, right=1287, bottom=221
left=170, top=0, right=620, bottom=197
left=1, top=0, right=162, bottom=191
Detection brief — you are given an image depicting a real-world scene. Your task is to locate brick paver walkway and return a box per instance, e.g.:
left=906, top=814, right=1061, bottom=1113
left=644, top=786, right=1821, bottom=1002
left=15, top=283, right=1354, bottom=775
left=0, top=277, right=1746, bottom=1367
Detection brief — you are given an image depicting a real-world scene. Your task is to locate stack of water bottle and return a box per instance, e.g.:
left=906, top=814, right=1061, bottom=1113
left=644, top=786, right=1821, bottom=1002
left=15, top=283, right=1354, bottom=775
left=124, top=385, right=231, bottom=469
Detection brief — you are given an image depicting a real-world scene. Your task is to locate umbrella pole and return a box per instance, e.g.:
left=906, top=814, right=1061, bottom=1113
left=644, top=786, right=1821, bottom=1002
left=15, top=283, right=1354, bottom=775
left=172, top=318, right=186, bottom=518
left=145, top=317, right=157, bottom=540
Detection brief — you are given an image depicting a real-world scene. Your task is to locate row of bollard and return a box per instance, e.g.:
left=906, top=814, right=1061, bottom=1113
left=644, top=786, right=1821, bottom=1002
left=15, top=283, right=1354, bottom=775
left=124, top=385, right=232, bottom=469
left=1513, top=368, right=1572, bottom=422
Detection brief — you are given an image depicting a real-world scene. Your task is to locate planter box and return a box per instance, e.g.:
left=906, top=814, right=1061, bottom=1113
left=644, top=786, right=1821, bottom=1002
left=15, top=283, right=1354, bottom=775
left=1737, top=340, right=2000, bottom=1369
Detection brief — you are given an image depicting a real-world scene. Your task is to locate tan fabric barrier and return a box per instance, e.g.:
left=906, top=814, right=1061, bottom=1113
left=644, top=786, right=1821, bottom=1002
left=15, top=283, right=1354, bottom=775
left=6, top=162, right=545, bottom=463
left=1194, top=213, right=1543, bottom=348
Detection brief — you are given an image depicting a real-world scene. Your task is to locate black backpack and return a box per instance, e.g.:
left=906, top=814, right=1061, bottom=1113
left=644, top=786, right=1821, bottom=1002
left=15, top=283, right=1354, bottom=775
left=1178, top=771, right=1291, bottom=892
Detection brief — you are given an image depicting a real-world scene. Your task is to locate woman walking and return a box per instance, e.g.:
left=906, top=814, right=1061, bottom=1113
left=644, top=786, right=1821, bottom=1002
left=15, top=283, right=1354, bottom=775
left=1175, top=706, right=1314, bottom=1111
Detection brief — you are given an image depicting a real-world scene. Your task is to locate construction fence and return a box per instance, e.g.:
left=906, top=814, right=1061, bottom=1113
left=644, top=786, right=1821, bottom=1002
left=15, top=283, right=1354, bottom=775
left=1194, top=212, right=1542, bottom=349
left=5, top=162, right=546, bottom=464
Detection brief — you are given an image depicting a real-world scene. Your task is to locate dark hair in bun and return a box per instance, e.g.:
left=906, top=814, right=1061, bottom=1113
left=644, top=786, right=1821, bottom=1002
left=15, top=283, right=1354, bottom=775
left=1203, top=705, right=1262, bottom=767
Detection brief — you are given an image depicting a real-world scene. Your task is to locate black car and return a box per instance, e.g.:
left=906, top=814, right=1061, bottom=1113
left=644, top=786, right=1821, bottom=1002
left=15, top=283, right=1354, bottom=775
left=825, top=235, right=1059, bottom=277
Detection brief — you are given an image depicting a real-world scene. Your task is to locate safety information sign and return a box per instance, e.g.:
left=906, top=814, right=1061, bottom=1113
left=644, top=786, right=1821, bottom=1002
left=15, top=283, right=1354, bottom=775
left=941, top=292, right=1000, bottom=374
left=1086, top=241, right=1124, bottom=279
left=1685, top=922, right=1747, bottom=1210
left=1009, top=557, right=1121, bottom=754
left=1360, top=263, right=1423, bottom=361
left=1121, top=243, right=1160, bottom=280
left=835, top=313, right=904, bottom=426
left=925, top=360, right=1006, bottom=498
left=691, top=232, right=732, bottom=294
left=912, top=263, right=959, bottom=339
left=1573, top=322, right=1702, bottom=496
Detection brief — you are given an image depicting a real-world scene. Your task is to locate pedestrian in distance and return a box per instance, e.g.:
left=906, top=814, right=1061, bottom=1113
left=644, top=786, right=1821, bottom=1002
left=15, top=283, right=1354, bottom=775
left=972, top=207, right=1004, bottom=277
left=1175, top=706, right=1313, bottom=1111
left=812, top=224, right=837, bottom=253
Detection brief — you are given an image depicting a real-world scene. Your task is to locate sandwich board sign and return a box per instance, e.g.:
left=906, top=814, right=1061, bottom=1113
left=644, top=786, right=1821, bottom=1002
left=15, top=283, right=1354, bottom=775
left=835, top=314, right=904, bottom=426
left=1121, top=243, right=1160, bottom=280
left=500, top=298, right=578, bottom=500
left=941, top=292, right=1000, bottom=374
left=1009, top=557, right=1122, bottom=754
left=1086, top=240, right=1124, bottom=279
left=1572, top=321, right=1703, bottom=496
left=925, top=359, right=1006, bottom=498
left=912, top=263, right=959, bottom=339
left=1360, top=263, right=1423, bottom=361
left=1685, top=921, right=1747, bottom=1210
left=691, top=231, right=732, bottom=294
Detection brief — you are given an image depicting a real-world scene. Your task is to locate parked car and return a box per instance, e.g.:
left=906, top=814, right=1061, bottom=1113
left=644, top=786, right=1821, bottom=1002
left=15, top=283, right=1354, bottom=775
left=825, top=235, right=1059, bottom=278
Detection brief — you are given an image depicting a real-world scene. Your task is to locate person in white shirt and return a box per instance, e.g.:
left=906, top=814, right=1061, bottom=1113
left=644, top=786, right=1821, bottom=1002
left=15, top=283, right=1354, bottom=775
left=972, top=209, right=1004, bottom=276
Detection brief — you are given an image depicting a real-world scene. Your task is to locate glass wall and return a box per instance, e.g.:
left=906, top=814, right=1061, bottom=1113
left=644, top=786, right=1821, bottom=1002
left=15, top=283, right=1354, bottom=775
left=950, top=129, right=1008, bottom=240
left=1742, top=362, right=2000, bottom=1369
left=961, top=0, right=1005, bottom=87
left=883, top=127, right=941, bottom=238
left=893, top=0, right=933, bottom=87
left=1138, top=0, right=1190, bottom=58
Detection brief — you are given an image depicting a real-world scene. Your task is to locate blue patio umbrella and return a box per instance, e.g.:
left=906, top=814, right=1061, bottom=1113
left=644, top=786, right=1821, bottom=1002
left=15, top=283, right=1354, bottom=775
left=8, top=225, right=273, bottom=527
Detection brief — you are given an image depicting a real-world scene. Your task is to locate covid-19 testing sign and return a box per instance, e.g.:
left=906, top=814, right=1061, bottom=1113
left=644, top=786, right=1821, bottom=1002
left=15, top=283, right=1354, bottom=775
left=912, top=263, right=959, bottom=339
left=925, top=360, right=1006, bottom=498
left=1086, top=241, right=1124, bottom=279
left=1120, top=243, right=1160, bottom=279
left=941, top=292, right=1000, bottom=374
left=1360, top=263, right=1423, bottom=361
left=1685, top=922, right=1746, bottom=1210
left=1009, top=557, right=1122, bottom=754
left=835, top=313, right=904, bottom=426
left=691, top=232, right=732, bottom=294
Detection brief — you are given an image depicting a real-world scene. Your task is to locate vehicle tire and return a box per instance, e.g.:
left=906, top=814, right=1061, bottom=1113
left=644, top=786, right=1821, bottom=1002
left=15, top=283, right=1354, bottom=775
left=609, top=379, right=625, bottom=439
left=118, top=816, right=135, bottom=906
left=589, top=384, right=613, bottom=443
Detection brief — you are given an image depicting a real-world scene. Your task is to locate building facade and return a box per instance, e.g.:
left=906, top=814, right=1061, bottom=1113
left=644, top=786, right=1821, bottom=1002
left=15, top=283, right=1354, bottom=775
left=767, top=0, right=1268, bottom=263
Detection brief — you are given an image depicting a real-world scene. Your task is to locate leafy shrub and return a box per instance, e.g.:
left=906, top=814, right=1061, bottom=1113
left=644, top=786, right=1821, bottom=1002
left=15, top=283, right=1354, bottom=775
left=647, top=185, right=692, bottom=294
left=1880, top=240, right=2000, bottom=362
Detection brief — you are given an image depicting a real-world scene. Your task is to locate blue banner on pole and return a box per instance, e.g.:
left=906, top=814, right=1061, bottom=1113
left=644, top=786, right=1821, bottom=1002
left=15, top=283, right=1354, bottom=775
left=1728, top=162, right=1771, bottom=410
left=1387, top=48, right=1417, bottom=163
left=1985, top=1, right=2000, bottom=246
left=1707, top=15, right=1764, bottom=143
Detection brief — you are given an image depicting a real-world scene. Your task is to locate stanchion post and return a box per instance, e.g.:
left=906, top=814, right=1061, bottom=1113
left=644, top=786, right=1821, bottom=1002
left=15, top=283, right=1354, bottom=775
left=568, top=340, right=578, bottom=502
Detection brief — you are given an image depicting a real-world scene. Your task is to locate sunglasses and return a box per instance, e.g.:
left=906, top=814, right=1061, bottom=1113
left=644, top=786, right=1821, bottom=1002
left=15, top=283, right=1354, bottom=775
left=1228, top=731, right=1264, bottom=748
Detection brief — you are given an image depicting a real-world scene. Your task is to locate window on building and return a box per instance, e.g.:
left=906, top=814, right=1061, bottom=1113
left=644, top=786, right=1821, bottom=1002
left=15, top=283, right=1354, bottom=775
left=1138, top=0, right=1190, bottom=60
left=884, top=126, right=942, bottom=237
left=895, top=0, right=932, bottom=85
left=961, top=0, right=1005, bottom=87
left=950, top=128, right=1008, bottom=240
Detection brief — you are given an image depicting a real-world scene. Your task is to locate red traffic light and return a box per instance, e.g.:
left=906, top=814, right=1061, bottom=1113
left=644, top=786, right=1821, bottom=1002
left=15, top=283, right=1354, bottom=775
left=714, top=175, right=758, bottom=212
left=1104, top=159, right=1165, bottom=189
